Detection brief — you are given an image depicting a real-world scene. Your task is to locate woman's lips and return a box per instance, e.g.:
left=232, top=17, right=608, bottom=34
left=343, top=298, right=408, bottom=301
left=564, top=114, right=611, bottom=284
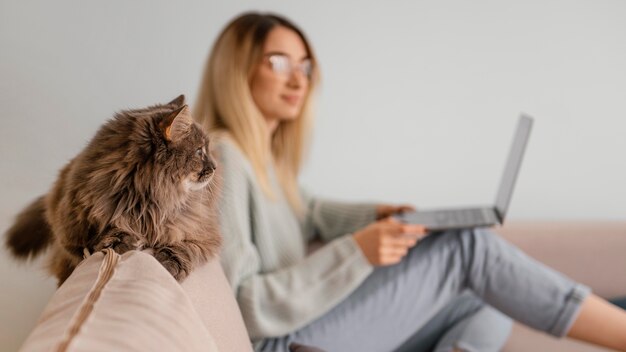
left=281, top=95, right=301, bottom=105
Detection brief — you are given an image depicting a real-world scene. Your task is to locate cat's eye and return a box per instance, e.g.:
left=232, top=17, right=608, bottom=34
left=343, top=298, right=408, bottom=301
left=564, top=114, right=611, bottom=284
left=195, top=148, right=203, bottom=156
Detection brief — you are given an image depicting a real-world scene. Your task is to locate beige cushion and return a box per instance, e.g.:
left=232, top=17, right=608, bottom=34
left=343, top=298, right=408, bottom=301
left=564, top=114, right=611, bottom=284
left=19, top=249, right=252, bottom=352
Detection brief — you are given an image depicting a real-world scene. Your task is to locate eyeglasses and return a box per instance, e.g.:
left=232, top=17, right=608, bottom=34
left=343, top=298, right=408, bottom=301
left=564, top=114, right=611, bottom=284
left=264, top=54, right=313, bottom=79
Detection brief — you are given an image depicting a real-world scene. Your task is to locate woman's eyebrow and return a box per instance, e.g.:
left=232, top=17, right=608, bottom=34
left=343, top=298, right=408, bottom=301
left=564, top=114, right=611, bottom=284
left=263, top=51, right=311, bottom=61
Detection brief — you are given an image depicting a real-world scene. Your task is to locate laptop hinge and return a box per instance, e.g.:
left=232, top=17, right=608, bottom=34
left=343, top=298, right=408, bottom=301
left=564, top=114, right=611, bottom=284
left=494, top=207, right=504, bottom=224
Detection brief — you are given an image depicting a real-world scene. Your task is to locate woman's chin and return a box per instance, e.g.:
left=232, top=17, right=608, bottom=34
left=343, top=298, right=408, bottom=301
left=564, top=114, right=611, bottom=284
left=278, top=111, right=301, bottom=121
left=266, top=109, right=302, bottom=124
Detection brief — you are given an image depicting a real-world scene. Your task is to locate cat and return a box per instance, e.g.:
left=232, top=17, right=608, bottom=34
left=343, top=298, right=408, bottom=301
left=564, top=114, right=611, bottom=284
left=4, top=95, right=222, bottom=285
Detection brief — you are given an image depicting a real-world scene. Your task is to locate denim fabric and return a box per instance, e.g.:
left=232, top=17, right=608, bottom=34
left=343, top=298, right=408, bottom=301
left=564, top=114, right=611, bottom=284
left=394, top=291, right=512, bottom=352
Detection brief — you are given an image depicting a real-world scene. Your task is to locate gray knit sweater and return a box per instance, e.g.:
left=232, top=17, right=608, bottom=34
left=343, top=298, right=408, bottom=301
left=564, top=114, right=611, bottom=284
left=215, top=138, right=378, bottom=343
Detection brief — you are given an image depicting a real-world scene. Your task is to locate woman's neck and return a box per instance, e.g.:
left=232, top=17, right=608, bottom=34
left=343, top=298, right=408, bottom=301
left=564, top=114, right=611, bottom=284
left=264, top=117, right=279, bottom=154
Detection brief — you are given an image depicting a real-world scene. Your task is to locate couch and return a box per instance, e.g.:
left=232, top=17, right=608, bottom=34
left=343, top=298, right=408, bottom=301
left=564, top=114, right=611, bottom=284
left=17, top=222, right=626, bottom=351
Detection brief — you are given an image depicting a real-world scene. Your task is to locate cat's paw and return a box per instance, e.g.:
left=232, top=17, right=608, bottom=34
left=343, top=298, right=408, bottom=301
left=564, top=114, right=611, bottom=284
left=93, top=239, right=116, bottom=253
left=94, top=233, right=139, bottom=255
left=153, top=248, right=189, bottom=281
left=111, top=239, right=136, bottom=255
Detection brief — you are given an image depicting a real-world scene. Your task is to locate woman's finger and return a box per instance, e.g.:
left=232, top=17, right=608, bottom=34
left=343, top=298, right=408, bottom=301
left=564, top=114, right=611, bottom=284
left=401, top=224, right=426, bottom=235
left=381, top=246, right=408, bottom=255
left=397, top=205, right=416, bottom=213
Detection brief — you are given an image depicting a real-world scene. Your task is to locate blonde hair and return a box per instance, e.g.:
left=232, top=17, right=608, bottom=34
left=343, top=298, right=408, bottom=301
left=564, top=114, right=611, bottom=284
left=194, top=12, right=319, bottom=214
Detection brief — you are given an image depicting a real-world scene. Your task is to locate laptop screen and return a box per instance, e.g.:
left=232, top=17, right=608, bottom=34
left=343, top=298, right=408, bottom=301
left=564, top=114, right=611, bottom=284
left=495, top=114, right=533, bottom=219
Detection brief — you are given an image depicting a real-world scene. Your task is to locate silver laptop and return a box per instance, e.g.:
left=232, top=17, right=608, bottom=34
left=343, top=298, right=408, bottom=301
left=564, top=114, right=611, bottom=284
left=395, top=114, right=533, bottom=231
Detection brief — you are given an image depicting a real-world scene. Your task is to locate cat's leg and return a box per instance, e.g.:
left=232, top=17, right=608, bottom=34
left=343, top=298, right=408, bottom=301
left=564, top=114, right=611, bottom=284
left=153, top=237, right=220, bottom=281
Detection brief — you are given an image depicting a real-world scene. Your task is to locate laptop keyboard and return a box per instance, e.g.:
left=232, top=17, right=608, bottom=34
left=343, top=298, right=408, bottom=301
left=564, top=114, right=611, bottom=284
left=434, top=209, right=489, bottom=226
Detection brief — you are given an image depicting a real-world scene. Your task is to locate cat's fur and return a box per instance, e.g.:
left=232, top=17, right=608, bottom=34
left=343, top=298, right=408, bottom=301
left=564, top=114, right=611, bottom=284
left=5, top=95, right=222, bottom=285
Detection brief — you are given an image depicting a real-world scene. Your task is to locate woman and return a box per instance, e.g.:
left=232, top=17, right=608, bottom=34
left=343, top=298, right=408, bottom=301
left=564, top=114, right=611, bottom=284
left=194, top=12, right=626, bottom=352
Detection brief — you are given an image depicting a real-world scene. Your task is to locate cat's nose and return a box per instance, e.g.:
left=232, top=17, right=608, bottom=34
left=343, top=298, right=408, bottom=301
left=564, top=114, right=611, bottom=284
left=207, top=160, right=217, bottom=172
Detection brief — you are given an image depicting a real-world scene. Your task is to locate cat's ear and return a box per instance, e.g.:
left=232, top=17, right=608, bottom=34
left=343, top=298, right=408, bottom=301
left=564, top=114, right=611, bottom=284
left=167, top=94, right=186, bottom=107
left=161, top=105, right=193, bottom=142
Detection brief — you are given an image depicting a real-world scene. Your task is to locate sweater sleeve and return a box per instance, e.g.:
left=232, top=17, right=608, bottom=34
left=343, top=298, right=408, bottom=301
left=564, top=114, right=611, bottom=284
left=235, top=236, right=373, bottom=340
left=300, top=190, right=379, bottom=243
left=216, top=142, right=374, bottom=341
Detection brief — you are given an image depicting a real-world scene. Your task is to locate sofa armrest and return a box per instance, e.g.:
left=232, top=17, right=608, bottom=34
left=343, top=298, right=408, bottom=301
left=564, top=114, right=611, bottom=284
left=19, top=249, right=252, bottom=352
left=181, top=253, right=253, bottom=351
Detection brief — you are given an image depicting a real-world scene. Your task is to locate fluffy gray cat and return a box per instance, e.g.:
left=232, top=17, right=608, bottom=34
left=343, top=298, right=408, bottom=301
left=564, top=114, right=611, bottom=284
left=5, top=95, right=222, bottom=285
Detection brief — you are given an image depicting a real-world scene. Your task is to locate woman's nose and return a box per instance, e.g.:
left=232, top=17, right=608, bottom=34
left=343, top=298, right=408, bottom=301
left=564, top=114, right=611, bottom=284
left=286, top=70, right=306, bottom=88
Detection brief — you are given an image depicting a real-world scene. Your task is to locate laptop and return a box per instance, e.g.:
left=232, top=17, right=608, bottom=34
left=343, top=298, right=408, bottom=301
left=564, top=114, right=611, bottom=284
left=395, top=114, right=533, bottom=231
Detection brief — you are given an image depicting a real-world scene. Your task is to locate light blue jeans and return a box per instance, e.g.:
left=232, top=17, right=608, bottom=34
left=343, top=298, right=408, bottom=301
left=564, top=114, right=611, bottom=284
left=258, top=229, right=590, bottom=352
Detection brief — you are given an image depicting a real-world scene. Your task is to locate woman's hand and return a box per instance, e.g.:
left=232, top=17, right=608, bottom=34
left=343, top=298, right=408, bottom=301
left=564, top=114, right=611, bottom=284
left=353, top=217, right=426, bottom=266
left=376, top=204, right=416, bottom=220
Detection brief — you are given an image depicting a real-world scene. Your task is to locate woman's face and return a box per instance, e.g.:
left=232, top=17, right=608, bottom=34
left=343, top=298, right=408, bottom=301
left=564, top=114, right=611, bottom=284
left=250, top=26, right=311, bottom=125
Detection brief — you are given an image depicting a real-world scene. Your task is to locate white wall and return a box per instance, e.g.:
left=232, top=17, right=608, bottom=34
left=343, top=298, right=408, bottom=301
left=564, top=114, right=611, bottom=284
left=1, top=0, right=624, bottom=350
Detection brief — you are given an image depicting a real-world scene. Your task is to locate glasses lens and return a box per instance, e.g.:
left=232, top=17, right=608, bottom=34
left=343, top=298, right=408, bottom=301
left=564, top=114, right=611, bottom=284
left=267, top=54, right=313, bottom=78
left=300, top=59, right=313, bottom=77
left=268, top=55, right=290, bottom=74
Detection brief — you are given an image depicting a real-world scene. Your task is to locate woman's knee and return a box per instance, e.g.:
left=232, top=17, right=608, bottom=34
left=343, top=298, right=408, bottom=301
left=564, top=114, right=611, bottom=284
left=435, top=305, right=512, bottom=352
left=455, top=227, right=508, bottom=253
left=418, top=228, right=493, bottom=254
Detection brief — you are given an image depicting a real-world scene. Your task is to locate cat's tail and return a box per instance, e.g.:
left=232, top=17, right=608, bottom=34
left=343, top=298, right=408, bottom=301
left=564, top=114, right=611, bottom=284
left=5, top=196, right=54, bottom=259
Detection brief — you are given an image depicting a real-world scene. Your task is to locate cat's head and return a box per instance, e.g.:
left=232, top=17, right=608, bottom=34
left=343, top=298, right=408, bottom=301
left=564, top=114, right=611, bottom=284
left=151, top=96, right=217, bottom=192
left=75, top=95, right=217, bottom=223
left=98, top=95, right=217, bottom=195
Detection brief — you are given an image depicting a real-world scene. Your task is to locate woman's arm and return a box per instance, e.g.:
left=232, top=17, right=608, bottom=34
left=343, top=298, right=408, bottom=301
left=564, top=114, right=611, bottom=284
left=300, top=190, right=378, bottom=242
left=300, top=191, right=416, bottom=243
left=223, top=233, right=373, bottom=341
